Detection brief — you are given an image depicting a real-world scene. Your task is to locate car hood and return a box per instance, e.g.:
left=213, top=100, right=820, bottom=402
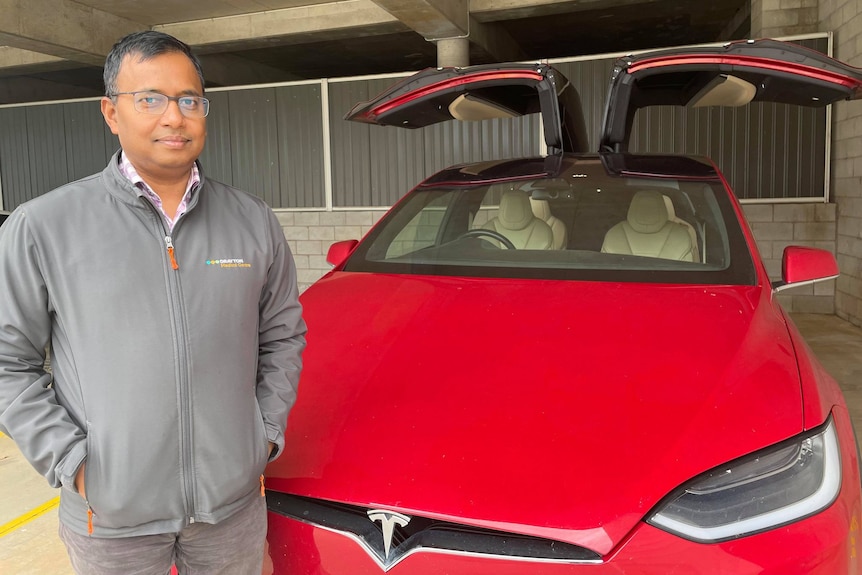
left=268, top=272, right=803, bottom=555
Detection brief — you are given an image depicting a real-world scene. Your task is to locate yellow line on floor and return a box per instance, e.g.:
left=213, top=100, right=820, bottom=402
left=0, top=496, right=60, bottom=538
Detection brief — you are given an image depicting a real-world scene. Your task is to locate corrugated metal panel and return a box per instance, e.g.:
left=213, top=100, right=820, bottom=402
left=0, top=35, right=834, bottom=210
left=630, top=102, right=826, bottom=200
left=329, top=79, right=394, bottom=207
left=423, top=115, right=542, bottom=173
left=63, top=101, right=112, bottom=182
left=0, top=108, right=32, bottom=210
left=367, top=122, right=427, bottom=206
left=551, top=58, right=616, bottom=151
left=25, top=106, right=69, bottom=197
left=198, top=91, right=233, bottom=185
left=228, top=88, right=281, bottom=207
left=275, top=84, right=324, bottom=208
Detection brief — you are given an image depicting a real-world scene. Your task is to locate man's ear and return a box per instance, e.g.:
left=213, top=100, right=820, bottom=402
left=101, top=97, right=119, bottom=135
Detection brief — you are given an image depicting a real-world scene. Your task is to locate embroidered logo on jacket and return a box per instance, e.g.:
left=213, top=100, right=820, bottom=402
left=206, top=258, right=252, bottom=268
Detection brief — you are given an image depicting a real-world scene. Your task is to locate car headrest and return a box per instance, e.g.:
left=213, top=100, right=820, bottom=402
left=530, top=198, right=552, bottom=221
left=627, top=190, right=669, bottom=234
left=499, top=191, right=535, bottom=231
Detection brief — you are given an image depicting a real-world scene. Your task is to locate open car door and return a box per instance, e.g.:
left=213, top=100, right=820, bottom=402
left=345, top=63, right=589, bottom=154
left=601, top=38, right=862, bottom=151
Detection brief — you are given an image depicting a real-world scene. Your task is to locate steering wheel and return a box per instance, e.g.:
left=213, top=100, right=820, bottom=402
left=458, top=229, right=516, bottom=250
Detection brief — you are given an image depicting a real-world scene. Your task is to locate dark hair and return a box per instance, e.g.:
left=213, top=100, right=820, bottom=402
left=103, top=31, right=205, bottom=96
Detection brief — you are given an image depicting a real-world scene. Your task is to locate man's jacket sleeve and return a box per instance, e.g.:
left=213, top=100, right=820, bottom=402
left=0, top=208, right=86, bottom=488
left=256, top=209, right=307, bottom=460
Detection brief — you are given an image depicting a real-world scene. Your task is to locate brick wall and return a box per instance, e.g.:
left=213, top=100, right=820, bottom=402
left=742, top=203, right=838, bottom=313
left=752, top=0, right=820, bottom=37
left=276, top=210, right=386, bottom=292
left=821, top=0, right=862, bottom=327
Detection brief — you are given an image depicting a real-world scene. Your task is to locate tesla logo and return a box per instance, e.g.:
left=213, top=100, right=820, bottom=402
left=367, top=510, right=410, bottom=559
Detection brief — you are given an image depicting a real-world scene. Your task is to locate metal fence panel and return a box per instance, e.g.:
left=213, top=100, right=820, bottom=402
left=550, top=58, right=617, bottom=152
left=275, top=84, right=324, bottom=208
left=0, top=108, right=32, bottom=210
left=0, top=35, right=834, bottom=210
left=64, top=101, right=113, bottom=182
left=227, top=88, right=281, bottom=207
left=25, top=106, right=70, bottom=198
left=329, top=79, right=394, bottom=207
left=198, top=91, right=233, bottom=186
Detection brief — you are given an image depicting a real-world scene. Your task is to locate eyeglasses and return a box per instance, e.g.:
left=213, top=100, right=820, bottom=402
left=110, top=91, right=210, bottom=118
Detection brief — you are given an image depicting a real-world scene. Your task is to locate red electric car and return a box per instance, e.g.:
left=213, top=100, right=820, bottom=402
left=264, top=39, right=862, bottom=573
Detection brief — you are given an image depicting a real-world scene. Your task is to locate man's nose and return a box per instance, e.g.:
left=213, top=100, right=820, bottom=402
left=160, top=99, right=185, bottom=124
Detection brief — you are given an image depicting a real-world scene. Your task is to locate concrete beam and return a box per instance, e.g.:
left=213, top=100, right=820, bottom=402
left=470, top=0, right=665, bottom=22
left=466, top=17, right=528, bottom=63
left=0, top=47, right=76, bottom=78
left=370, top=0, right=468, bottom=39
left=155, top=0, right=408, bottom=53
left=0, top=0, right=146, bottom=67
left=197, top=54, right=303, bottom=87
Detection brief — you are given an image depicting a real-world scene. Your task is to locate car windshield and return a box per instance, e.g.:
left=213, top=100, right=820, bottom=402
left=345, top=159, right=756, bottom=285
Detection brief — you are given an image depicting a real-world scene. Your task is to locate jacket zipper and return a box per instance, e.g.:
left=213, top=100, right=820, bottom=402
left=165, top=236, right=179, bottom=270
left=145, top=202, right=197, bottom=524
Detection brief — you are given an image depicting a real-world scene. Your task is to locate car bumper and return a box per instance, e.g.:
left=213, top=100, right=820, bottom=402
left=266, top=496, right=860, bottom=574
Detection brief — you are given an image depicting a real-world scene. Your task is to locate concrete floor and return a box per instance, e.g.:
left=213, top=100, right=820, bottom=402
left=1, top=312, right=861, bottom=574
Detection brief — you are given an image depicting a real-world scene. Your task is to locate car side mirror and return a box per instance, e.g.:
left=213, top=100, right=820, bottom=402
left=772, top=246, right=839, bottom=292
left=326, top=240, right=359, bottom=267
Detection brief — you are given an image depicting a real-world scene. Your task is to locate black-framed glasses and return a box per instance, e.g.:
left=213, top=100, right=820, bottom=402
left=110, top=91, right=210, bottom=118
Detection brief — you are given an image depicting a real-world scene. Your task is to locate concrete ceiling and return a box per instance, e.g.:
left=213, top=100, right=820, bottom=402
left=0, top=0, right=749, bottom=105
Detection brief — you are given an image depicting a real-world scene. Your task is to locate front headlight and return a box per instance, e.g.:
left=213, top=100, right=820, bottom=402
left=648, top=417, right=841, bottom=542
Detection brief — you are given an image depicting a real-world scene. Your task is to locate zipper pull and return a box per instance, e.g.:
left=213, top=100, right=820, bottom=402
left=164, top=236, right=179, bottom=270
left=260, top=474, right=266, bottom=497
left=86, top=504, right=94, bottom=535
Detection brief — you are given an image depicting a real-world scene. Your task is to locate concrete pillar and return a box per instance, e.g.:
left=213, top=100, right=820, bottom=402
left=437, top=37, right=469, bottom=67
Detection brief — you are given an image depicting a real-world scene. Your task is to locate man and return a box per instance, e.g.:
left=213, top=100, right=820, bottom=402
left=0, top=31, right=307, bottom=574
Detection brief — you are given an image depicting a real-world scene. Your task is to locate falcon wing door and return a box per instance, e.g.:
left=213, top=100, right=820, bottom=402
left=601, top=38, right=862, bottom=151
left=345, top=63, right=589, bottom=154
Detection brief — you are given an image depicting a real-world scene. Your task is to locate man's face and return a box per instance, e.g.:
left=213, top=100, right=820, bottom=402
left=101, top=51, right=206, bottom=183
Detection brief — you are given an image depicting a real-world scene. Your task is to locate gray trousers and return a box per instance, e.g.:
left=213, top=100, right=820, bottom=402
left=59, top=496, right=267, bottom=575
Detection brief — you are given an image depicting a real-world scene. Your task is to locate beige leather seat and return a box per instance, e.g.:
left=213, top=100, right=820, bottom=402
left=482, top=191, right=554, bottom=249
left=530, top=198, right=567, bottom=249
left=662, top=195, right=700, bottom=262
left=601, top=190, right=695, bottom=261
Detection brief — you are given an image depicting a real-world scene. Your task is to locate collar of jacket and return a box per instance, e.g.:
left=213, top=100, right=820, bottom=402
left=101, top=149, right=206, bottom=214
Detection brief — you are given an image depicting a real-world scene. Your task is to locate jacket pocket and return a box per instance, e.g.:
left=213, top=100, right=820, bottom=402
left=194, top=397, right=269, bottom=515
left=80, top=424, right=186, bottom=530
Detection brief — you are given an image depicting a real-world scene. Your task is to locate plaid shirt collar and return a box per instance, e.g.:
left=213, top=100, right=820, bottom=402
left=118, top=152, right=200, bottom=231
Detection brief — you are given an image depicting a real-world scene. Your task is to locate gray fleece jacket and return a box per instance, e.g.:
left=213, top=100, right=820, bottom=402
left=0, top=151, right=307, bottom=537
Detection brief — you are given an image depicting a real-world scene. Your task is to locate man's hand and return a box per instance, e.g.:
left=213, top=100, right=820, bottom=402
left=75, top=463, right=86, bottom=499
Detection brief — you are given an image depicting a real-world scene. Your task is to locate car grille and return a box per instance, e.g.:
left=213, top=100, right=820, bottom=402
left=267, top=491, right=602, bottom=570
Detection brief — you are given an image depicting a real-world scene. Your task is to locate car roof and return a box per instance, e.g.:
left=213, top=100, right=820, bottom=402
left=419, top=153, right=719, bottom=187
